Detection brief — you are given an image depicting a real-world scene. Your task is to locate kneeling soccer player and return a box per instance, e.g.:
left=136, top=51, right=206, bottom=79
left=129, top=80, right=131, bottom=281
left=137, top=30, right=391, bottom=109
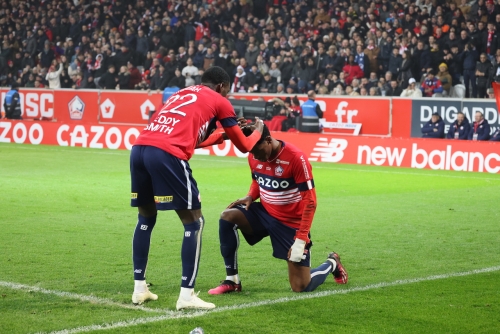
left=208, top=125, right=348, bottom=295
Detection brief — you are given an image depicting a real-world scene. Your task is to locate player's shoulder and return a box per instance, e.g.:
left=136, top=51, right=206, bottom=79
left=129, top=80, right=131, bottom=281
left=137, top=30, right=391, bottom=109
left=282, top=141, right=308, bottom=161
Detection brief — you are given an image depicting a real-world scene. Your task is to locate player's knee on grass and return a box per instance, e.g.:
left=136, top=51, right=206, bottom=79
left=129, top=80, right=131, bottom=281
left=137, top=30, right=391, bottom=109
left=288, top=263, right=311, bottom=292
left=289, top=279, right=309, bottom=292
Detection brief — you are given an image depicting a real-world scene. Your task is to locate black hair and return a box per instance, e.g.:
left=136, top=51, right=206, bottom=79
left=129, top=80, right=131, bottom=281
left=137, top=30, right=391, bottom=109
left=201, top=66, right=230, bottom=85
left=242, top=123, right=270, bottom=147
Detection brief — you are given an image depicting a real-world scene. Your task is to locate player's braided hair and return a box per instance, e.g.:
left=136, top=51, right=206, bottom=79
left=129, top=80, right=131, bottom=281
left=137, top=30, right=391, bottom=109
left=242, top=123, right=270, bottom=146
left=201, top=66, right=230, bottom=85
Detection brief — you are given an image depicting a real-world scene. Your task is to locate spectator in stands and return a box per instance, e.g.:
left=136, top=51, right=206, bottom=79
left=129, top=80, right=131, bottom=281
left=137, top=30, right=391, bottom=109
left=437, top=63, right=453, bottom=96
left=385, top=79, right=402, bottom=97
left=388, top=47, right=402, bottom=80
left=447, top=112, right=471, bottom=140
left=231, top=65, right=247, bottom=93
left=301, top=91, right=323, bottom=119
left=99, top=65, right=118, bottom=90
left=399, top=51, right=414, bottom=89
left=343, top=55, right=364, bottom=86
left=260, top=73, right=277, bottom=93
left=401, top=78, right=423, bottom=97
left=422, top=112, right=445, bottom=139
left=463, top=42, right=479, bottom=98
left=468, top=111, right=491, bottom=140
left=45, top=61, right=64, bottom=89
left=246, top=65, right=263, bottom=92
left=182, top=58, right=198, bottom=85
left=476, top=53, right=493, bottom=98
left=167, top=68, right=186, bottom=89
left=421, top=71, right=444, bottom=97
left=117, top=66, right=130, bottom=90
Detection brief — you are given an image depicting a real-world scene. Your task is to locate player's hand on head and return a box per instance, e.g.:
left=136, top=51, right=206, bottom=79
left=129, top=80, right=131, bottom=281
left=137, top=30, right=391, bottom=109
left=237, top=117, right=248, bottom=128
left=253, top=117, right=264, bottom=134
left=288, top=239, right=307, bottom=262
left=227, top=196, right=253, bottom=210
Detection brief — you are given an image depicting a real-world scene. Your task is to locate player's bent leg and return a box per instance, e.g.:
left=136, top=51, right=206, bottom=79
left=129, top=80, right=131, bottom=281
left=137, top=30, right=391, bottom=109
left=208, top=209, right=252, bottom=295
left=288, top=262, right=312, bottom=292
left=132, top=203, right=158, bottom=305
left=175, top=210, right=215, bottom=310
left=288, top=257, right=336, bottom=293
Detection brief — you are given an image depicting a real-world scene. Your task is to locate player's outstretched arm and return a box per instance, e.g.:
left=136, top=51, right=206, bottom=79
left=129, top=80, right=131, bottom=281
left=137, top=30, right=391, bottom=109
left=196, top=117, right=250, bottom=148
left=196, top=132, right=225, bottom=148
left=223, top=118, right=264, bottom=153
left=288, top=189, right=317, bottom=262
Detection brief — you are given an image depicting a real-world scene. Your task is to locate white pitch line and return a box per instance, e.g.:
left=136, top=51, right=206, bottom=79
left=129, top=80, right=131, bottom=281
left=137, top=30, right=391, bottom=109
left=40, top=265, right=500, bottom=334
left=0, top=281, right=166, bottom=314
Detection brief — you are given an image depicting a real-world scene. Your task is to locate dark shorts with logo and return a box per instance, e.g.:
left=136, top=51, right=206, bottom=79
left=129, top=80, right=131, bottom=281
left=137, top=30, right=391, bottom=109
left=236, top=202, right=311, bottom=267
left=130, top=145, right=201, bottom=210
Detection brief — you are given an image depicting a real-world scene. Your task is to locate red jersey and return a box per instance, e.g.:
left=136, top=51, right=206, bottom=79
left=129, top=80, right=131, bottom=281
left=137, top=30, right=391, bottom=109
left=246, top=141, right=316, bottom=243
left=134, top=85, right=238, bottom=160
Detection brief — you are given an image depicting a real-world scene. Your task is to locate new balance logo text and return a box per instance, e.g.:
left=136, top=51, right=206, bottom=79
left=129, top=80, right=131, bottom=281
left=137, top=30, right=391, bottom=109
left=309, top=138, right=348, bottom=163
left=182, top=276, right=187, bottom=280
left=134, top=269, right=142, bottom=273
left=140, top=225, right=148, bottom=230
left=185, top=231, right=191, bottom=237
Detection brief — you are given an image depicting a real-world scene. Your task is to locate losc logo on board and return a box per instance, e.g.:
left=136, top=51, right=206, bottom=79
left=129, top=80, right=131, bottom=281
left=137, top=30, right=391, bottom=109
left=68, top=96, right=85, bottom=120
left=100, top=98, right=115, bottom=119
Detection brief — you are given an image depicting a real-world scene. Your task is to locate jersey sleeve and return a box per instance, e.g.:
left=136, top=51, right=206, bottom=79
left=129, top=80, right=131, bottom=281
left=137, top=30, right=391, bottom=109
left=291, top=154, right=316, bottom=243
left=215, top=95, right=261, bottom=152
left=216, top=95, right=238, bottom=126
left=196, top=132, right=225, bottom=148
left=247, top=174, right=260, bottom=200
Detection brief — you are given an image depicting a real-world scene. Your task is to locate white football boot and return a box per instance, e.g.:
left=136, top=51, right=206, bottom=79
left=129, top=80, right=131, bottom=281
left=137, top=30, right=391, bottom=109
left=132, top=283, right=158, bottom=305
left=176, top=290, right=215, bottom=310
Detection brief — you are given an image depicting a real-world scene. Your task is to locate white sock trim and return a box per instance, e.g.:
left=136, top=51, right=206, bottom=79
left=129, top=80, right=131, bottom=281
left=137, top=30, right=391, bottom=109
left=134, top=280, right=147, bottom=293
left=225, top=275, right=240, bottom=284
left=180, top=287, right=194, bottom=300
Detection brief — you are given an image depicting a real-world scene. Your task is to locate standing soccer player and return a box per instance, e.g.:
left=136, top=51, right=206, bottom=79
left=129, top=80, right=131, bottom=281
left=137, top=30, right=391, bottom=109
left=130, top=66, right=264, bottom=310
left=209, top=124, right=348, bottom=295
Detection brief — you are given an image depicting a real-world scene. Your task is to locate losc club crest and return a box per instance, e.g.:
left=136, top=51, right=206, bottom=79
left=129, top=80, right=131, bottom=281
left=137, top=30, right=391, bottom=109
left=275, top=165, right=284, bottom=176
left=68, top=96, right=85, bottom=120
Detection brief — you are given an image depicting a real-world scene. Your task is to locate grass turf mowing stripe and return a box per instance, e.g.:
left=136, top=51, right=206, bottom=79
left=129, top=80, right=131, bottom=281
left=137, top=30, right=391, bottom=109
left=38, top=265, right=500, bottom=334
left=0, top=281, right=166, bottom=314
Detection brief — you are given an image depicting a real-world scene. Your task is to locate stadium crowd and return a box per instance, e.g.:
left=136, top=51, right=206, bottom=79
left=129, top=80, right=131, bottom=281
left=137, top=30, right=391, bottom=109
left=2, top=0, right=500, bottom=98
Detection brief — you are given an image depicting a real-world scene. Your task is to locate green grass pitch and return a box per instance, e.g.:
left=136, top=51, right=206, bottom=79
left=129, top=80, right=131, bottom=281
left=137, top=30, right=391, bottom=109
left=0, top=143, right=499, bottom=334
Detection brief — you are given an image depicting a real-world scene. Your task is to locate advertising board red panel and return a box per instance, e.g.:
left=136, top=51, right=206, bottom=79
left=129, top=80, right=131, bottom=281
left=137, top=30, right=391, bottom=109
left=0, top=120, right=143, bottom=150
left=230, top=94, right=391, bottom=136
left=2, top=120, right=498, bottom=173
left=53, top=90, right=100, bottom=123
left=392, top=98, right=412, bottom=138
left=98, top=91, right=163, bottom=125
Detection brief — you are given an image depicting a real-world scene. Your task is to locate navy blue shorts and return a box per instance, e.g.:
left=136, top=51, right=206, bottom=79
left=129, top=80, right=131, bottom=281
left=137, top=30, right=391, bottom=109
left=235, top=202, right=311, bottom=267
left=130, top=145, right=201, bottom=210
